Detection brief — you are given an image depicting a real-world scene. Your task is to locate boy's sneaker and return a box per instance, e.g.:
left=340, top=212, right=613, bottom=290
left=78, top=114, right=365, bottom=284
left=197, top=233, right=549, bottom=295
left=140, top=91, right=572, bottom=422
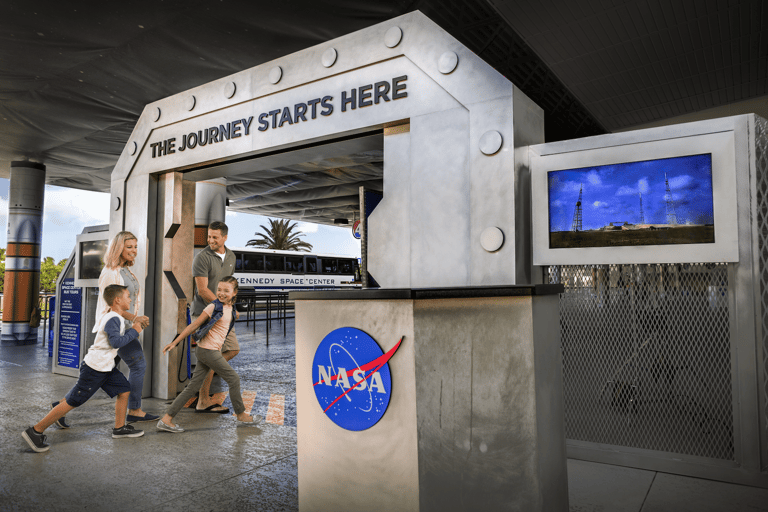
left=22, top=426, right=50, bottom=453
left=112, top=424, right=144, bottom=439
left=51, top=401, right=70, bottom=429
left=156, top=419, right=184, bottom=433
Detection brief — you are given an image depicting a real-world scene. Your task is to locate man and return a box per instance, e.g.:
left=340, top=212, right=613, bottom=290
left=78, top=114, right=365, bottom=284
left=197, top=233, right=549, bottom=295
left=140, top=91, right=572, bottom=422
left=190, top=221, right=238, bottom=412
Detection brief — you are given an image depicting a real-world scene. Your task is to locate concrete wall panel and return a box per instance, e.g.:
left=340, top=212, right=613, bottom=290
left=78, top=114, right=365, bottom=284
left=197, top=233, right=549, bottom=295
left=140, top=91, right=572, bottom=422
left=370, top=126, right=412, bottom=288
left=409, top=107, right=470, bottom=288
left=413, top=297, right=555, bottom=511
left=296, top=299, right=419, bottom=511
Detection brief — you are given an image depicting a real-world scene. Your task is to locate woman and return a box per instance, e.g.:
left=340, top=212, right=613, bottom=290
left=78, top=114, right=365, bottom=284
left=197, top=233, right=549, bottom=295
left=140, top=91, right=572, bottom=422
left=52, top=231, right=158, bottom=427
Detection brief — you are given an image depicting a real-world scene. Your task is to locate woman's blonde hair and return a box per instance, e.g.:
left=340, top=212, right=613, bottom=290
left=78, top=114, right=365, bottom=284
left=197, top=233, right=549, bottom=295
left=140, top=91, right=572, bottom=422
left=104, top=231, right=138, bottom=269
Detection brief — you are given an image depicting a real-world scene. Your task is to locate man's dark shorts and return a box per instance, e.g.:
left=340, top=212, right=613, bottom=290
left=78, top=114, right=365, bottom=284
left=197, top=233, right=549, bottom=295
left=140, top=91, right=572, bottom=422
left=65, top=362, right=131, bottom=407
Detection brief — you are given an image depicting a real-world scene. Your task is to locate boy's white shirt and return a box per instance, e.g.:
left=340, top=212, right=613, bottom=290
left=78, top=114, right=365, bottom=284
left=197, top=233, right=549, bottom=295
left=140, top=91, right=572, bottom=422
left=83, top=310, right=127, bottom=372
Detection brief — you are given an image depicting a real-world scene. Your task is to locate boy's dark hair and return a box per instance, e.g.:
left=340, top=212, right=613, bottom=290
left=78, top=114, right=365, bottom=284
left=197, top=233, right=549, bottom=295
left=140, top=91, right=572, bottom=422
left=219, top=275, right=239, bottom=294
left=104, top=284, right=128, bottom=306
left=208, top=221, right=228, bottom=236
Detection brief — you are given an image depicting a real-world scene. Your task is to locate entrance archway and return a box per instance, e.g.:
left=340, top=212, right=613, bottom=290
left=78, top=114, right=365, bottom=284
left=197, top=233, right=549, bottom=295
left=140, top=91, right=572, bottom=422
left=109, top=11, right=542, bottom=398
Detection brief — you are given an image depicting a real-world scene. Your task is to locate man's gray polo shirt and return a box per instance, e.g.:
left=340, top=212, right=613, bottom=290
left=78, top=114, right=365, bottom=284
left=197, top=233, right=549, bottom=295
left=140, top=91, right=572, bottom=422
left=192, top=245, right=236, bottom=315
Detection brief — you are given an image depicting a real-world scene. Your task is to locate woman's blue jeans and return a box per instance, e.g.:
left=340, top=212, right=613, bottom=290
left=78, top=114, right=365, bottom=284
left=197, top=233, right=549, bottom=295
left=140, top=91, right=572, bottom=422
left=117, top=339, right=146, bottom=410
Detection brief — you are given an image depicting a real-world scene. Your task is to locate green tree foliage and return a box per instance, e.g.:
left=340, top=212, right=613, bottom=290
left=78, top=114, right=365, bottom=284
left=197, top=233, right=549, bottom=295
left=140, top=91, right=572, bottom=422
left=39, top=257, right=68, bottom=293
left=246, top=218, right=313, bottom=252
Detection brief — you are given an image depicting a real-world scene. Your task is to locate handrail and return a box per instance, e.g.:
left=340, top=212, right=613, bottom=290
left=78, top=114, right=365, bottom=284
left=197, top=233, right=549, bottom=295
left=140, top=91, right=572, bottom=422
left=235, top=291, right=294, bottom=345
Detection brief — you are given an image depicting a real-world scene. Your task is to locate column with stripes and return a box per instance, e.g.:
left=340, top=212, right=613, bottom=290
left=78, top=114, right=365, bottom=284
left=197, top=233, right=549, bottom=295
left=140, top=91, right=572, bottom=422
left=1, top=161, right=45, bottom=345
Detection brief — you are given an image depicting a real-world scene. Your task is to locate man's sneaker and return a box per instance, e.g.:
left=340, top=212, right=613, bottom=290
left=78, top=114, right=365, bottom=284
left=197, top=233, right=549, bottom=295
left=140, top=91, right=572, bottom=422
left=51, top=401, right=70, bottom=429
left=22, top=426, right=50, bottom=453
left=112, top=424, right=144, bottom=439
left=156, top=419, right=184, bottom=433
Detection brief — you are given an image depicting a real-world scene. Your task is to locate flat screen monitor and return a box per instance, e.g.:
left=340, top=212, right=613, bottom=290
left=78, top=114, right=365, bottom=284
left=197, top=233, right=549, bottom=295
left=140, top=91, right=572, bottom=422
left=78, top=239, right=107, bottom=281
left=531, top=128, right=739, bottom=265
left=547, top=153, right=715, bottom=249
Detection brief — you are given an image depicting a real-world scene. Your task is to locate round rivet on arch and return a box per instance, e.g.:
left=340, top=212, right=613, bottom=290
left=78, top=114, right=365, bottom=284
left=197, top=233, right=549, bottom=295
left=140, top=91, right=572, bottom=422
left=322, top=48, right=337, bottom=68
left=479, top=130, right=503, bottom=155
left=480, top=227, right=504, bottom=253
left=438, top=51, right=459, bottom=74
left=269, top=66, right=282, bottom=84
left=224, top=82, right=236, bottom=99
left=385, top=26, right=403, bottom=48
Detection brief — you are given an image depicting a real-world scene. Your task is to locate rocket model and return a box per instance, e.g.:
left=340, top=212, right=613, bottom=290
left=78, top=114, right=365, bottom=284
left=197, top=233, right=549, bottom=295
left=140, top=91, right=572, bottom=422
left=2, top=162, right=45, bottom=345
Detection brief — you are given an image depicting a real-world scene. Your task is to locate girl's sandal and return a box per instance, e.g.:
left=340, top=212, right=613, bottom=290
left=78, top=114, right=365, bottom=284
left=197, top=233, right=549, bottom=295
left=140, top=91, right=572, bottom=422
left=237, top=415, right=263, bottom=426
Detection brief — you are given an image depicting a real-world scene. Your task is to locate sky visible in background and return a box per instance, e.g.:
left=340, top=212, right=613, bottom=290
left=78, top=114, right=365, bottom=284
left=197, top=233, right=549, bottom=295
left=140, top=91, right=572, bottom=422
left=547, top=153, right=715, bottom=232
left=0, top=179, right=361, bottom=262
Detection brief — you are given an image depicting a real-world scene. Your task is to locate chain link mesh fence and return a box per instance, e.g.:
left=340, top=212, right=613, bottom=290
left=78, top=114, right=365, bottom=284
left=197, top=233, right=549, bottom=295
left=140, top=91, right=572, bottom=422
left=547, top=263, right=734, bottom=460
left=754, top=114, right=768, bottom=470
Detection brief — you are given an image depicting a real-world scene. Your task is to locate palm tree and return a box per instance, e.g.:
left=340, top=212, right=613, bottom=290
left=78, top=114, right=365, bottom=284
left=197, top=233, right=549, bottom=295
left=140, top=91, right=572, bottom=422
left=246, top=218, right=313, bottom=252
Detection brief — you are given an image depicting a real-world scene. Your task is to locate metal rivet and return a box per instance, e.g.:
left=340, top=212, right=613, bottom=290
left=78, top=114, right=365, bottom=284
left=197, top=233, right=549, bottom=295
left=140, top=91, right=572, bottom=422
left=186, top=95, right=196, bottom=111
left=479, top=131, right=503, bottom=155
left=153, top=107, right=161, bottom=121
left=224, top=82, right=236, bottom=99
left=385, top=26, right=403, bottom=48
left=269, top=66, right=282, bottom=84
left=438, top=51, right=459, bottom=74
left=322, top=48, right=337, bottom=68
left=130, top=141, right=137, bottom=156
left=480, top=227, right=504, bottom=252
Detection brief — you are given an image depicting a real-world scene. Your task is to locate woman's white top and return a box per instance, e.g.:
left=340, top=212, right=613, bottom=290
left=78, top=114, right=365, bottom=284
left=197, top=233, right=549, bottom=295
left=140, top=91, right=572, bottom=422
left=92, top=266, right=141, bottom=333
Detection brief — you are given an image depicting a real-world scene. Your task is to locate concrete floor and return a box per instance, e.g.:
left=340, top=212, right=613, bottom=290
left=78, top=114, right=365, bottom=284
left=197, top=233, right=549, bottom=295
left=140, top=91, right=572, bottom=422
left=2, top=318, right=768, bottom=511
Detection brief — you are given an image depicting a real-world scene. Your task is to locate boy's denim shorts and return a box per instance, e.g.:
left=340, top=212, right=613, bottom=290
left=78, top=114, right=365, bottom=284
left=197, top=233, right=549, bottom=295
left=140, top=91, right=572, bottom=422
left=65, top=362, right=131, bottom=407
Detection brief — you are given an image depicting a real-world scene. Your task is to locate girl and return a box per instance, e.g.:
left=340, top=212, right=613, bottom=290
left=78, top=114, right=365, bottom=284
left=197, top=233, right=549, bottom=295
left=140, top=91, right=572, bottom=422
left=157, top=276, right=260, bottom=432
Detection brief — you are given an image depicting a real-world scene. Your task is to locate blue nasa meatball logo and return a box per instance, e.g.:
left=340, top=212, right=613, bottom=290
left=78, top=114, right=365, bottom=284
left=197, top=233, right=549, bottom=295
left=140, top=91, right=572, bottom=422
left=312, top=327, right=402, bottom=431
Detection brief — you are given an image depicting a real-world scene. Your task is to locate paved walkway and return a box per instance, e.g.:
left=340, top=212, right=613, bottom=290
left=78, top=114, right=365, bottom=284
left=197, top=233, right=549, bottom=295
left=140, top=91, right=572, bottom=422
left=2, top=319, right=767, bottom=511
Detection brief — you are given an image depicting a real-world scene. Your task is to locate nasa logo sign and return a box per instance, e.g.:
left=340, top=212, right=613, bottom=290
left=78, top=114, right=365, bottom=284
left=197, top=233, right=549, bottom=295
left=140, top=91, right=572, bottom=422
left=312, top=327, right=402, bottom=431
left=352, top=220, right=361, bottom=239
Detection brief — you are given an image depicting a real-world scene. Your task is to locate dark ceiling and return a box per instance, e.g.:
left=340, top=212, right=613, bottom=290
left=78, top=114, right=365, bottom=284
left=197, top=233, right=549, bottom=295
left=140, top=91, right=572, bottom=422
left=1, top=0, right=765, bottom=194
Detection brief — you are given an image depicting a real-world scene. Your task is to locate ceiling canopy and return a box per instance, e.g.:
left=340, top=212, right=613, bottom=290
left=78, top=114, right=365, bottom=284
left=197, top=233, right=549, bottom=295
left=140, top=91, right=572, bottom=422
left=2, top=0, right=765, bottom=210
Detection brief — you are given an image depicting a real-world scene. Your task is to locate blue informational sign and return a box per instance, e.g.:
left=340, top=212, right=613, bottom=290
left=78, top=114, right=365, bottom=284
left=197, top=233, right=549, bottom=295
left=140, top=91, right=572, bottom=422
left=57, top=278, right=82, bottom=369
left=312, top=327, right=402, bottom=431
left=48, top=296, right=55, bottom=358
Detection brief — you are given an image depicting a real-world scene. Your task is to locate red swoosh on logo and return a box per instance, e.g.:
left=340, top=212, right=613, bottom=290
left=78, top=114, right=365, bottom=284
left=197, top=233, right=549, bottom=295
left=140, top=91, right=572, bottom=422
left=313, top=336, right=403, bottom=386
left=314, top=336, right=404, bottom=413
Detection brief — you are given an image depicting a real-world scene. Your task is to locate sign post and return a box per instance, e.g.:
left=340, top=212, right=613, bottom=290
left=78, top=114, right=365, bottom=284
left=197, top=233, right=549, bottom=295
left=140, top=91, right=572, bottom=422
left=54, top=277, right=82, bottom=375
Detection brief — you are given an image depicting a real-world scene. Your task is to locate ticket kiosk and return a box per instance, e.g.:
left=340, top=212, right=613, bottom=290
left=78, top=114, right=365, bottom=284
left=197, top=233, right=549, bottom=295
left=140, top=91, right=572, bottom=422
left=292, top=285, right=566, bottom=511
left=52, top=225, right=109, bottom=377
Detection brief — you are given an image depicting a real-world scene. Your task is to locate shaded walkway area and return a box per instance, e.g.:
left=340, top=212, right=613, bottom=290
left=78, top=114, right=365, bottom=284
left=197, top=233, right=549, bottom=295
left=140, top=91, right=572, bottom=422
left=2, top=320, right=768, bottom=511
left=1, top=322, right=297, bottom=512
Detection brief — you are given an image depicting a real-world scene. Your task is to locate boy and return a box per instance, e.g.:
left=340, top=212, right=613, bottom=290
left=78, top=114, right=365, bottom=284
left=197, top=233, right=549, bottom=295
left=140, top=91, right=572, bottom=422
left=22, top=284, right=146, bottom=452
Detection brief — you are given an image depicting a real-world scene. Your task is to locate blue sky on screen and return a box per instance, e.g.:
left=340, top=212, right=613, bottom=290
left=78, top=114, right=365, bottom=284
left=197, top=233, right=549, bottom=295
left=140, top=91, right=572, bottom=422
left=547, top=154, right=714, bottom=232
left=0, top=179, right=360, bottom=262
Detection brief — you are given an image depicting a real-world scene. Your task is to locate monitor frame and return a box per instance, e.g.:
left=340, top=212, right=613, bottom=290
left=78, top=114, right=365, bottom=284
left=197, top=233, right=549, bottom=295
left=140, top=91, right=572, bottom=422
left=74, top=231, right=109, bottom=288
left=531, top=129, right=739, bottom=265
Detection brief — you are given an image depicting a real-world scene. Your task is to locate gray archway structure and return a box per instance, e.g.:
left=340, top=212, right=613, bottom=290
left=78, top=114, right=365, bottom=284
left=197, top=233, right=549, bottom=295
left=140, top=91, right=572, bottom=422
left=108, top=11, right=543, bottom=398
